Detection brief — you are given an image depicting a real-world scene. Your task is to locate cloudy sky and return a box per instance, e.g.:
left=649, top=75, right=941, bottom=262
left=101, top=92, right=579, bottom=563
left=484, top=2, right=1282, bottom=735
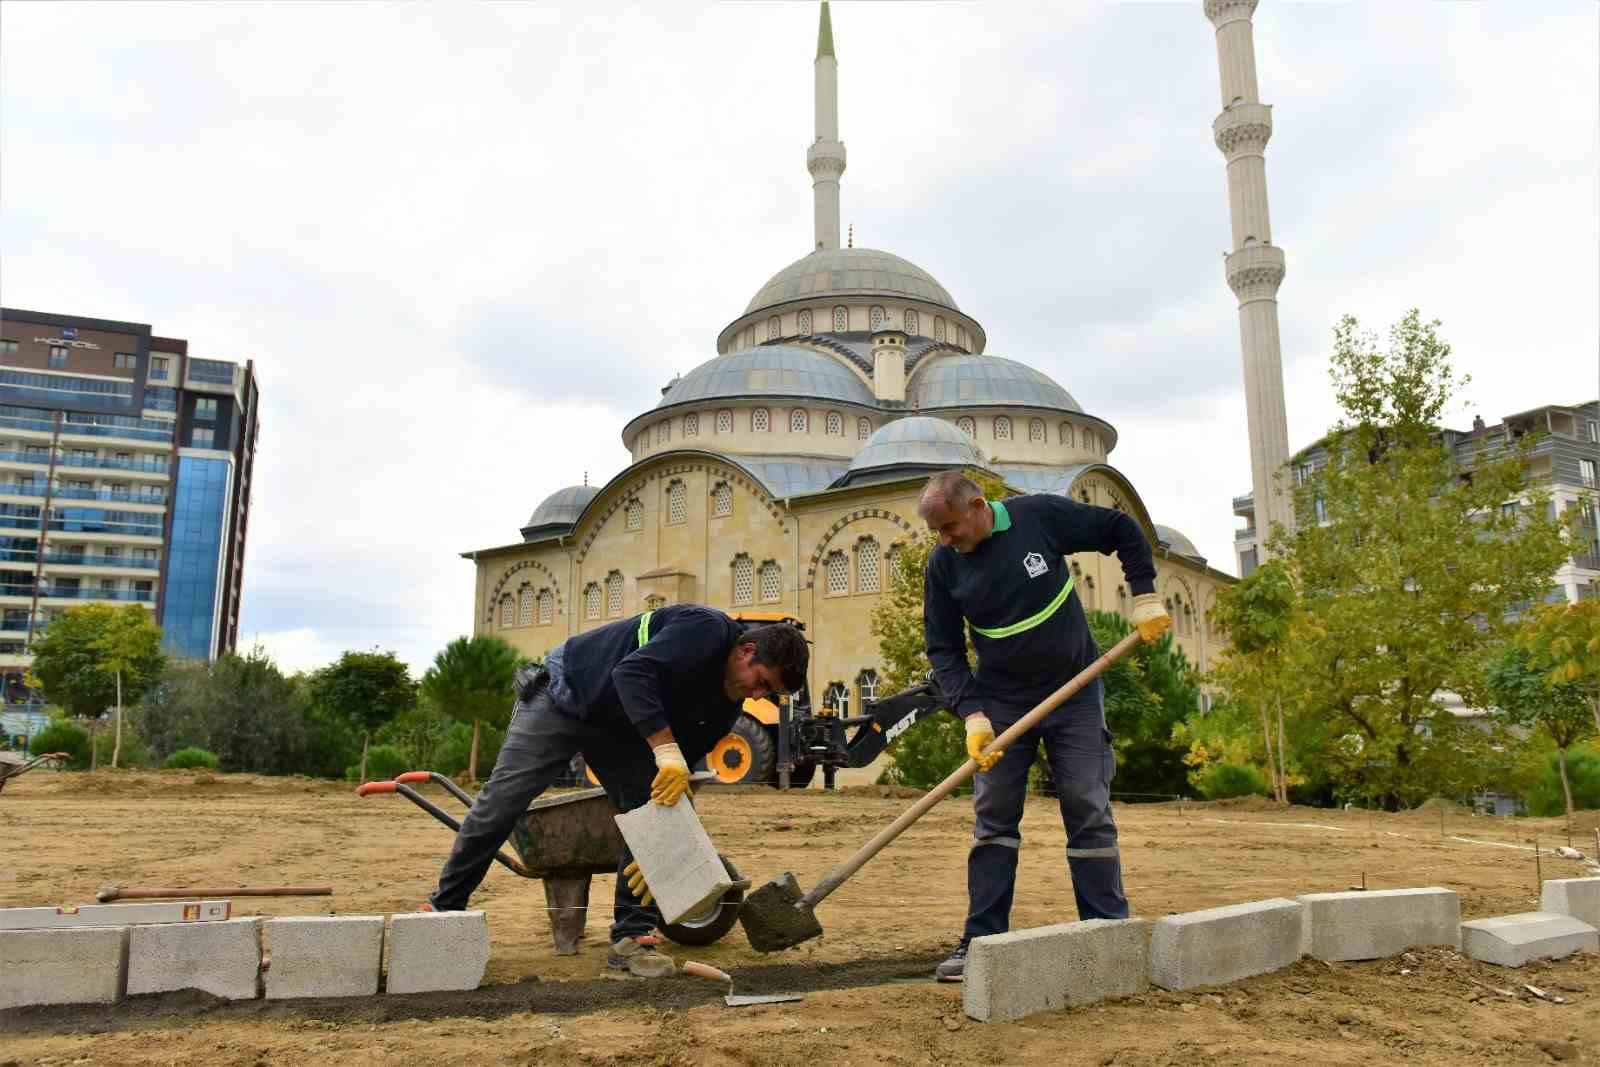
left=2, top=1, right=1595, bottom=675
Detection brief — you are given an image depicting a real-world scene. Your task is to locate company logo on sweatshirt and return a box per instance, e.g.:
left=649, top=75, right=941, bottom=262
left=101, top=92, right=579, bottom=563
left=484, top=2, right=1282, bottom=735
left=1022, top=552, right=1047, bottom=578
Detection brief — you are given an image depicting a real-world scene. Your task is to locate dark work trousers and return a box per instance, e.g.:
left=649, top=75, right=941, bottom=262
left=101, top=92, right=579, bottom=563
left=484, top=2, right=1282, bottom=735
left=428, top=676, right=660, bottom=943
left=962, top=678, right=1127, bottom=945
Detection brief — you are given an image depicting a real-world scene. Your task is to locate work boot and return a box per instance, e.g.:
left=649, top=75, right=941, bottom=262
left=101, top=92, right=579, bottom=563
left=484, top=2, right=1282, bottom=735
left=934, top=941, right=968, bottom=983
left=608, top=934, right=676, bottom=978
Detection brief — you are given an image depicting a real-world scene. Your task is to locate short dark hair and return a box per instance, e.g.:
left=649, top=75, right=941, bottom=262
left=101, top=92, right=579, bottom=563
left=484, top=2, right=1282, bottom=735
left=742, top=624, right=809, bottom=692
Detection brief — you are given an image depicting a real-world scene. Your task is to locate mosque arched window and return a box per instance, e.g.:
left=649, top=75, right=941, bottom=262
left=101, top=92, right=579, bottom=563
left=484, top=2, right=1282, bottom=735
left=583, top=583, right=601, bottom=621
left=824, top=550, right=849, bottom=596
left=857, top=669, right=879, bottom=706
left=870, top=306, right=886, bottom=332
left=684, top=413, right=699, bottom=437
left=957, top=416, right=975, bottom=437
left=518, top=586, right=534, bottom=627
left=537, top=588, right=554, bottom=626
left=904, top=310, right=919, bottom=335
left=857, top=417, right=872, bottom=440
left=712, top=481, right=732, bottom=518
left=994, top=416, right=1012, bottom=441
left=934, top=317, right=947, bottom=342
left=752, top=408, right=770, bottom=433
left=790, top=408, right=809, bottom=434
left=716, top=409, right=733, bottom=434
left=1029, top=419, right=1045, bottom=443
left=656, top=420, right=670, bottom=445
left=606, top=571, right=624, bottom=617
left=1059, top=422, right=1074, bottom=447
left=768, top=316, right=781, bottom=341
left=625, top=498, right=643, bottom=531
left=759, top=560, right=781, bottom=603
left=823, top=681, right=849, bottom=716
left=732, top=554, right=754, bottom=606
left=665, top=480, right=687, bottom=525
left=856, top=536, right=880, bottom=594
left=825, top=411, right=843, bottom=436
left=798, top=309, right=813, bottom=334
left=499, top=595, right=514, bottom=628
left=833, top=306, right=849, bottom=332
left=886, top=543, right=904, bottom=585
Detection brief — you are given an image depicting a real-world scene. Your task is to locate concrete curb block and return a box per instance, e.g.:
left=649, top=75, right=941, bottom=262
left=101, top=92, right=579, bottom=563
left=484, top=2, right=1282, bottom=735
left=264, top=916, right=384, bottom=999
left=386, top=911, right=489, bottom=994
left=127, top=917, right=261, bottom=1000
left=964, top=918, right=1148, bottom=1022
left=615, top=800, right=734, bottom=925
left=0, top=926, right=129, bottom=1008
left=1460, top=911, right=1599, bottom=967
left=1151, top=898, right=1303, bottom=990
left=1298, top=887, right=1460, bottom=962
left=1540, top=877, right=1600, bottom=929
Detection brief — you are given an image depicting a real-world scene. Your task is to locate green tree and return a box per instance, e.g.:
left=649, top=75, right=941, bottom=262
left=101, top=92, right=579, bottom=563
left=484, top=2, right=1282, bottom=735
left=1526, top=748, right=1600, bottom=817
left=132, top=647, right=306, bottom=773
left=1518, top=601, right=1600, bottom=736
left=418, top=636, right=523, bottom=782
left=28, top=718, right=90, bottom=769
left=373, top=696, right=454, bottom=772
left=307, top=650, right=417, bottom=783
left=27, top=604, right=165, bottom=770
left=1209, top=561, right=1298, bottom=802
left=1269, top=311, right=1572, bottom=806
left=1486, top=642, right=1597, bottom=830
left=1088, top=611, right=1198, bottom=798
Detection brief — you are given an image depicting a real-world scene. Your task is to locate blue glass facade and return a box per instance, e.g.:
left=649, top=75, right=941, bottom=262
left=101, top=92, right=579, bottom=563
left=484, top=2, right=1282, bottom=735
left=160, top=456, right=232, bottom=659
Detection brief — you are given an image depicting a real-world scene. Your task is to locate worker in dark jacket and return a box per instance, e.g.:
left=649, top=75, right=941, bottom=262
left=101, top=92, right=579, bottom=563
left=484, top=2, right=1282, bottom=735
left=918, top=472, right=1170, bottom=982
left=425, top=604, right=808, bottom=977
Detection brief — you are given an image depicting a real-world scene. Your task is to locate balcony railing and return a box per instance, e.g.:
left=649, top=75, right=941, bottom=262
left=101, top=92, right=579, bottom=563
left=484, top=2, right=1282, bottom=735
left=55, top=454, right=170, bottom=474
left=57, top=422, right=173, bottom=443
left=0, top=450, right=54, bottom=465
left=1234, top=527, right=1258, bottom=543
left=47, top=486, right=166, bottom=504
left=0, top=483, right=46, bottom=498
left=36, top=587, right=155, bottom=603
left=44, top=553, right=161, bottom=570
left=0, top=413, right=56, bottom=434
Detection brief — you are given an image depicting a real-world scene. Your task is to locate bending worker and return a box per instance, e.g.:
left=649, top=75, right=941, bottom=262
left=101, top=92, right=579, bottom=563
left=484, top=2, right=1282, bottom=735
left=917, top=472, right=1170, bottom=982
left=423, top=603, right=808, bottom=978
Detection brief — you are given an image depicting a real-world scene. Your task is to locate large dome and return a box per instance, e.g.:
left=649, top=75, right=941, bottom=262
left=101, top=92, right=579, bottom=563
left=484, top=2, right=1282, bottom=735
left=523, top=484, right=599, bottom=534
left=744, top=248, right=959, bottom=316
left=657, top=346, right=874, bottom=408
left=908, top=353, right=1082, bottom=413
left=836, top=416, right=985, bottom=487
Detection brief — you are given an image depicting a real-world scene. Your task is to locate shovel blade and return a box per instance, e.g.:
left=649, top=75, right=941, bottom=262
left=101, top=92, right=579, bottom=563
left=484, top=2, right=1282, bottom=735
left=738, top=871, right=824, bottom=952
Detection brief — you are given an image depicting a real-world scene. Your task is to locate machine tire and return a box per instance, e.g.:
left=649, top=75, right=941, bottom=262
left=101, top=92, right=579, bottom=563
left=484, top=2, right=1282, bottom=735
left=786, top=761, right=817, bottom=789
left=660, top=854, right=745, bottom=947
left=705, top=715, right=775, bottom=785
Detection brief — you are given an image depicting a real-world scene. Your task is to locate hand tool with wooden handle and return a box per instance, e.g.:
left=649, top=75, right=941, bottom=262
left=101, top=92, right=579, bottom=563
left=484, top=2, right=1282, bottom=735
left=96, top=885, right=333, bottom=903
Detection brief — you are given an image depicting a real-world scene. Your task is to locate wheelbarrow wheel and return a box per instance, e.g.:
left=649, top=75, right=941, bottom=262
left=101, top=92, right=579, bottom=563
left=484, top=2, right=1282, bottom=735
left=659, top=854, right=745, bottom=947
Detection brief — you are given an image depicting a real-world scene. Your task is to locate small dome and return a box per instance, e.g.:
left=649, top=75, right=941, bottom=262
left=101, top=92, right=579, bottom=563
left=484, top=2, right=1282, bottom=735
left=836, top=416, right=984, bottom=487
left=524, top=484, right=599, bottom=534
left=745, top=248, right=959, bottom=317
left=657, top=346, right=874, bottom=408
left=1154, top=524, right=1202, bottom=560
left=908, top=353, right=1082, bottom=413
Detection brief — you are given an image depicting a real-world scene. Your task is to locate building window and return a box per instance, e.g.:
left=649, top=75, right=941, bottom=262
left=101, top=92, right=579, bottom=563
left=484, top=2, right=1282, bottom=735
left=518, top=586, right=534, bottom=627
left=0, top=341, right=15, bottom=355
left=824, top=550, right=849, bottom=596
left=856, top=537, right=880, bottom=593
left=759, top=560, right=781, bottom=602
left=192, top=428, right=215, bottom=448
left=666, top=480, right=687, bottom=524
left=1029, top=418, right=1045, bottom=443
left=833, top=306, right=849, bottom=332
left=798, top=309, right=813, bottom=334
left=716, top=409, right=733, bottom=434
left=500, top=595, right=515, bottom=628
left=857, top=669, right=878, bottom=705
left=957, top=416, right=975, bottom=437
left=655, top=420, right=670, bottom=445
left=114, top=353, right=135, bottom=369
left=957, top=327, right=968, bottom=349
left=790, top=408, right=808, bottom=434
left=1589, top=420, right=1598, bottom=444
left=194, top=398, right=218, bottom=421
left=149, top=357, right=169, bottom=381
left=684, top=412, right=699, bottom=437
left=625, top=498, right=643, bottom=531
left=712, top=481, right=732, bottom=517
left=825, top=411, right=843, bottom=436
left=752, top=408, right=770, bottom=433
left=1584, top=459, right=1597, bottom=488
left=904, top=310, right=919, bottom=335
left=1084, top=431, right=1097, bottom=454
left=857, top=417, right=872, bottom=440
left=584, top=582, right=601, bottom=620
left=887, top=543, right=904, bottom=584
left=1314, top=495, right=1328, bottom=523
left=823, top=681, right=849, bottom=716
left=606, top=571, right=624, bottom=616
left=1059, top=422, right=1073, bottom=446
left=537, top=588, right=554, bottom=625
left=870, top=306, right=886, bottom=331
left=49, top=347, right=68, bottom=368
left=934, top=317, right=947, bottom=342
left=732, top=553, right=754, bottom=606
left=767, top=316, right=781, bottom=341
left=994, top=416, right=1012, bottom=441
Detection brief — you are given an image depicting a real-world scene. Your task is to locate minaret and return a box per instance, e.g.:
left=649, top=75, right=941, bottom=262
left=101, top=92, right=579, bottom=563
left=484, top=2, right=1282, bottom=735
left=807, top=1, right=846, bottom=251
left=1205, top=0, right=1294, bottom=549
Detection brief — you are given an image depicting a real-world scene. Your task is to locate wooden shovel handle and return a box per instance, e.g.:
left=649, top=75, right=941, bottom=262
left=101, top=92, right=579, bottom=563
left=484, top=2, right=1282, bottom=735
left=802, top=630, right=1142, bottom=908
left=97, top=885, right=333, bottom=902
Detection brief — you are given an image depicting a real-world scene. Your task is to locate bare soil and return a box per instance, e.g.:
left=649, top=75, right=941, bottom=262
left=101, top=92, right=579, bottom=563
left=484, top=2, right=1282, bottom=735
left=3, top=770, right=1598, bottom=1065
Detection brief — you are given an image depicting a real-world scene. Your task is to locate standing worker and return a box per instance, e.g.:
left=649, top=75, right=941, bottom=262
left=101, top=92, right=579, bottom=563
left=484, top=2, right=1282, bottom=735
left=917, top=472, right=1170, bottom=981
left=423, top=603, right=808, bottom=977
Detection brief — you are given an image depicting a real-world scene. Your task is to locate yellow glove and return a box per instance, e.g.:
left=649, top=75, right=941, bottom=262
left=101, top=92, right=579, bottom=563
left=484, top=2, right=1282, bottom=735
left=1130, top=593, right=1171, bottom=644
left=965, top=713, right=1004, bottom=773
left=650, top=742, right=691, bottom=806
left=623, top=860, right=654, bottom=907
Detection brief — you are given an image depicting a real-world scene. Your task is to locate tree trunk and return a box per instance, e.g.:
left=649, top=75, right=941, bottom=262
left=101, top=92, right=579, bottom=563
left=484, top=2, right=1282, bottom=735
left=359, top=733, right=370, bottom=784
left=469, top=719, right=481, bottom=783
left=1592, top=696, right=1600, bottom=739
left=1558, top=745, right=1575, bottom=843
left=1274, top=694, right=1289, bottom=804
left=112, top=670, right=123, bottom=770
left=89, top=717, right=99, bottom=772
left=1258, top=705, right=1278, bottom=801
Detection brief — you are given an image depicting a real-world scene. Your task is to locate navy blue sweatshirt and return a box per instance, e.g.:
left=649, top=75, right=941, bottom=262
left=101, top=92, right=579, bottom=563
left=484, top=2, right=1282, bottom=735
left=543, top=603, right=745, bottom=763
left=924, top=494, right=1157, bottom=718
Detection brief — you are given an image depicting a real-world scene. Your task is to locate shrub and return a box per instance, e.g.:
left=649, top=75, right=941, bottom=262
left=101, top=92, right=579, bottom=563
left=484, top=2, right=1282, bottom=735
left=345, top=744, right=410, bottom=783
left=432, top=721, right=505, bottom=781
left=877, top=712, right=966, bottom=791
left=1525, top=748, right=1600, bottom=817
left=28, top=720, right=91, bottom=770
left=1196, top=762, right=1269, bottom=800
left=164, top=747, right=219, bottom=770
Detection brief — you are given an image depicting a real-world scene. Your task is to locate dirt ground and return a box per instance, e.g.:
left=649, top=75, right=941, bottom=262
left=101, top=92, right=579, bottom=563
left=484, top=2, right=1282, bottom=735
left=3, top=770, right=1598, bottom=1065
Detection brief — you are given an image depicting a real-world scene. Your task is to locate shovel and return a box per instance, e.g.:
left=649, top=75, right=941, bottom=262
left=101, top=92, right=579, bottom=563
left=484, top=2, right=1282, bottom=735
left=738, top=630, right=1141, bottom=953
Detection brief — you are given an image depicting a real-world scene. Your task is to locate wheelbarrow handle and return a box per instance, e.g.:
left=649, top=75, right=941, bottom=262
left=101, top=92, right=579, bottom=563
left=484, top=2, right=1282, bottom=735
left=359, top=777, right=531, bottom=878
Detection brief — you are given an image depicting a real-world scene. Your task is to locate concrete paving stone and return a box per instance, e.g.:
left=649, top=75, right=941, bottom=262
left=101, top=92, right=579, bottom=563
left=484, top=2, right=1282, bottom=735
left=964, top=918, right=1148, bottom=1023
left=386, top=911, right=489, bottom=994
left=1541, top=877, right=1600, bottom=929
left=126, top=917, right=261, bottom=1000
left=1151, top=898, right=1303, bottom=990
left=0, top=926, right=128, bottom=1009
left=1297, top=887, right=1459, bottom=962
left=614, top=799, right=734, bottom=925
left=264, top=916, right=384, bottom=999
left=1460, top=911, right=1599, bottom=968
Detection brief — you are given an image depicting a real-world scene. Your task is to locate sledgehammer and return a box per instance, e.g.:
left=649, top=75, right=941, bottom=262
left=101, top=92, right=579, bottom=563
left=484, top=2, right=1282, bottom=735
left=739, top=630, right=1141, bottom=953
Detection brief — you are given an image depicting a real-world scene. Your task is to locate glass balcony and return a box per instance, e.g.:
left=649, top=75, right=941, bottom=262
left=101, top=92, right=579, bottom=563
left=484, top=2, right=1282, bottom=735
left=43, top=552, right=161, bottom=570
left=0, top=483, right=47, bottom=498
left=0, top=413, right=57, bottom=433
left=0, top=549, right=37, bottom=564
left=0, top=619, right=35, bottom=632
left=37, top=587, right=155, bottom=602
left=57, top=422, right=173, bottom=443
left=0, top=450, right=54, bottom=465
left=48, top=485, right=166, bottom=504
left=1234, top=526, right=1258, bottom=543
left=54, top=453, right=170, bottom=474
left=188, top=360, right=237, bottom=385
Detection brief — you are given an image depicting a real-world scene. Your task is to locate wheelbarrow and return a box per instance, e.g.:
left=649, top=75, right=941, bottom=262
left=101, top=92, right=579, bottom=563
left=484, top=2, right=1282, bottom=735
left=0, top=751, right=69, bottom=796
left=357, top=770, right=746, bottom=954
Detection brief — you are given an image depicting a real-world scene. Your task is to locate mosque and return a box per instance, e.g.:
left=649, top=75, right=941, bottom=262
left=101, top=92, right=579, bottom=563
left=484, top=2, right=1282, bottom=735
left=463, top=2, right=1235, bottom=778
